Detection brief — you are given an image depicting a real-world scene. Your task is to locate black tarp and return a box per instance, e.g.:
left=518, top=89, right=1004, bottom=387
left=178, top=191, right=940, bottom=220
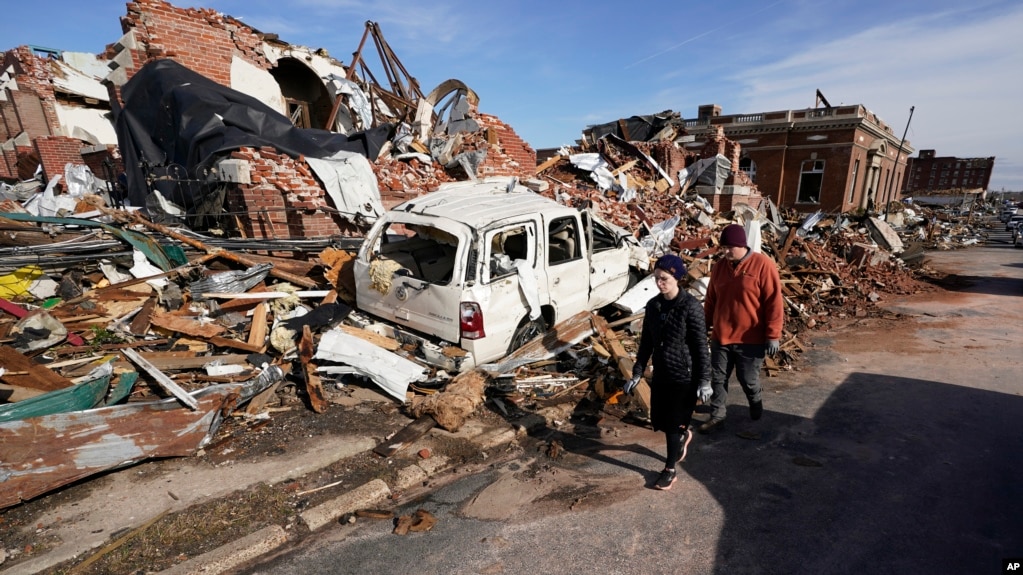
left=112, top=59, right=392, bottom=210
left=584, top=111, right=683, bottom=143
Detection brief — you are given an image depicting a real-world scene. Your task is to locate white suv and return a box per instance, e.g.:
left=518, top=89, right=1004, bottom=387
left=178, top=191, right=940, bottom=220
left=354, top=177, right=648, bottom=370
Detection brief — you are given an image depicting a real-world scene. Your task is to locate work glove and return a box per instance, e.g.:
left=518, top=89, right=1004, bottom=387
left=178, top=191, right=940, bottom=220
left=697, top=380, right=712, bottom=404
left=766, top=339, right=780, bottom=357
left=623, top=376, right=640, bottom=395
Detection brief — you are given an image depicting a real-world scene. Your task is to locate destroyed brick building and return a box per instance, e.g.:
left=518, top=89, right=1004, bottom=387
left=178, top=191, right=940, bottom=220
left=1, top=0, right=537, bottom=240
left=683, top=101, right=914, bottom=214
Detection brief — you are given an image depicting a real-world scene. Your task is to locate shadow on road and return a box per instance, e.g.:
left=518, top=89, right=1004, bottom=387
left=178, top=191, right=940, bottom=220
left=682, top=372, right=1023, bottom=574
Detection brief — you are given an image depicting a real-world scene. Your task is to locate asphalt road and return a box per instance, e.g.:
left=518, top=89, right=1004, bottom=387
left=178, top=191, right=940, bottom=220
left=238, top=232, right=1023, bottom=575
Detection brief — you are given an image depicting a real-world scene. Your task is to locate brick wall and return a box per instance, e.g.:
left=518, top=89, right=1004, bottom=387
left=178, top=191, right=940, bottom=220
left=9, top=90, right=52, bottom=140
left=4, top=47, right=62, bottom=136
left=81, top=146, right=123, bottom=181
left=118, top=0, right=269, bottom=90
left=476, top=113, right=537, bottom=179
left=0, top=99, right=12, bottom=141
left=0, top=147, right=15, bottom=179
left=224, top=147, right=361, bottom=240
left=34, top=136, right=85, bottom=184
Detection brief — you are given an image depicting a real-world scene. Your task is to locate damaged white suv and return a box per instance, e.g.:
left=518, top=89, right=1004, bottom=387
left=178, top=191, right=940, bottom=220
left=354, top=177, right=648, bottom=370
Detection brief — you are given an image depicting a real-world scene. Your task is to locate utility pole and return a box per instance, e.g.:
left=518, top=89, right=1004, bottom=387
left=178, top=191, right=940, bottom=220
left=884, top=106, right=915, bottom=219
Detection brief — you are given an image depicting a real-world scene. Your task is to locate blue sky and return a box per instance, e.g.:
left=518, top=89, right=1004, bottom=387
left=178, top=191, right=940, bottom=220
left=3, top=0, right=1022, bottom=190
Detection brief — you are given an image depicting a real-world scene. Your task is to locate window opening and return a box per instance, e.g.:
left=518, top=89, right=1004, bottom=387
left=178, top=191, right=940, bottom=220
left=796, top=160, right=825, bottom=204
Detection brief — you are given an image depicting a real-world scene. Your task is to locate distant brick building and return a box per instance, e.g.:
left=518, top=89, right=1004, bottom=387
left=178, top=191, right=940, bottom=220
left=902, top=150, right=994, bottom=194
left=684, top=103, right=913, bottom=214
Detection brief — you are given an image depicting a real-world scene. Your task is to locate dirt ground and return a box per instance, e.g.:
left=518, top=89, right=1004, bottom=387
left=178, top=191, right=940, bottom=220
left=0, top=255, right=965, bottom=574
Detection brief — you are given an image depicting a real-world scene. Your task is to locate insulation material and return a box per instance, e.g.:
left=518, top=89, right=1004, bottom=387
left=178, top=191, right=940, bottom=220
left=408, top=370, right=487, bottom=432
left=368, top=258, right=402, bottom=295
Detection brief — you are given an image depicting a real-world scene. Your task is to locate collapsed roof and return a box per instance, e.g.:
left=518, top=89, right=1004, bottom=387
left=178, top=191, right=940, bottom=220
left=114, top=59, right=392, bottom=210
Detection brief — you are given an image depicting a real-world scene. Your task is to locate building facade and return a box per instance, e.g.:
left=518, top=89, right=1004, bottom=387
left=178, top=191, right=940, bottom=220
left=902, top=150, right=994, bottom=194
left=683, top=103, right=913, bottom=214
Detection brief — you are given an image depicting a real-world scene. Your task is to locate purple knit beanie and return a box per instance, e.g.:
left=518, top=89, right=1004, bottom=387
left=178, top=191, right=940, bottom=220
left=654, top=253, right=687, bottom=280
left=720, top=224, right=747, bottom=248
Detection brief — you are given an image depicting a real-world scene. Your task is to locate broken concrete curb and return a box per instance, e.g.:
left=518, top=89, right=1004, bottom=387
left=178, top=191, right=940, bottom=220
left=157, top=525, right=289, bottom=575
left=299, top=478, right=392, bottom=532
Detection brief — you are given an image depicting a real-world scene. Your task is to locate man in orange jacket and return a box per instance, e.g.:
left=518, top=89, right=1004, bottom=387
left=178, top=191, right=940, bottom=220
left=699, top=224, right=784, bottom=433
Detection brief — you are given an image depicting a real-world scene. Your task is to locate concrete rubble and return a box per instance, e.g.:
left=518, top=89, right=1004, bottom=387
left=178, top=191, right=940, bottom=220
left=0, top=0, right=1003, bottom=572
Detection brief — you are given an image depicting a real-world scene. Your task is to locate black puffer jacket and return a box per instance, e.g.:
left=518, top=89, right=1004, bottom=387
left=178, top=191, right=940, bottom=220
left=632, top=291, right=711, bottom=431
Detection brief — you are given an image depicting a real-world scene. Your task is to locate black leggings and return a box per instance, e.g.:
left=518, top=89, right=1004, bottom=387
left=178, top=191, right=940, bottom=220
left=664, top=425, right=689, bottom=468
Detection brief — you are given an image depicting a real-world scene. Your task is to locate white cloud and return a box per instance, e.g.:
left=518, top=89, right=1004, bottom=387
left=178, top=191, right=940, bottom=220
left=733, top=5, right=1023, bottom=189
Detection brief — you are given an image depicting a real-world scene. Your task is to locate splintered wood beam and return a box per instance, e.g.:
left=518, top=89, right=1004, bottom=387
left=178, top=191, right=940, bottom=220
left=299, top=325, right=327, bottom=413
left=777, top=227, right=799, bottom=268
left=373, top=414, right=437, bottom=458
left=590, top=314, right=634, bottom=380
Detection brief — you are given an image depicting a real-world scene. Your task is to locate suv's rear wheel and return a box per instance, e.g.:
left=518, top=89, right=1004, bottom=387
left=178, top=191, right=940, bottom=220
left=509, top=316, right=547, bottom=353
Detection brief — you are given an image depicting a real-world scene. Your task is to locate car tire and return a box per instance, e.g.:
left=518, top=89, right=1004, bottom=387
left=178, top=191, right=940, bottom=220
left=509, top=316, right=547, bottom=353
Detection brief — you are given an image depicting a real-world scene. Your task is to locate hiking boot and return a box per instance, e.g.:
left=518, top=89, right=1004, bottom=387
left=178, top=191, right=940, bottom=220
left=750, top=400, right=763, bottom=421
left=698, top=418, right=725, bottom=434
left=654, top=468, right=677, bottom=490
left=678, top=428, right=693, bottom=464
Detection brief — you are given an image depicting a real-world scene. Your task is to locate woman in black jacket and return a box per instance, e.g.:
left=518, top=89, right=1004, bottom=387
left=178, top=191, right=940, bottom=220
left=625, top=254, right=712, bottom=490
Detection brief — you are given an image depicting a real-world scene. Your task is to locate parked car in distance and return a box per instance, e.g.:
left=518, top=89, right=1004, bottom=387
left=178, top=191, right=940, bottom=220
left=1005, top=214, right=1023, bottom=232
left=1000, top=208, right=1018, bottom=222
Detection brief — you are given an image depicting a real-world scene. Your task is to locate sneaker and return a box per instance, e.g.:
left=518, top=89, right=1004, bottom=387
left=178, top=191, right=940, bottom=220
left=750, top=400, right=763, bottom=421
left=698, top=418, right=725, bottom=434
left=678, top=428, right=693, bottom=463
left=654, top=468, right=677, bottom=490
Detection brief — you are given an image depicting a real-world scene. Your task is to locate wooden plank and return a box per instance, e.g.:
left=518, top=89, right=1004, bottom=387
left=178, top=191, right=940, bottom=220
left=0, top=345, right=74, bottom=392
left=590, top=315, right=635, bottom=380
left=339, top=324, right=401, bottom=351
left=49, top=339, right=171, bottom=357
left=611, top=159, right=639, bottom=176
left=247, top=302, right=268, bottom=349
left=534, top=154, right=565, bottom=174
left=134, top=352, right=250, bottom=371
left=410, top=139, right=430, bottom=155
left=150, top=311, right=226, bottom=338
left=207, top=335, right=265, bottom=353
left=129, top=297, right=156, bottom=335
left=478, top=311, right=595, bottom=374
left=121, top=348, right=199, bottom=410
left=373, top=414, right=437, bottom=457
